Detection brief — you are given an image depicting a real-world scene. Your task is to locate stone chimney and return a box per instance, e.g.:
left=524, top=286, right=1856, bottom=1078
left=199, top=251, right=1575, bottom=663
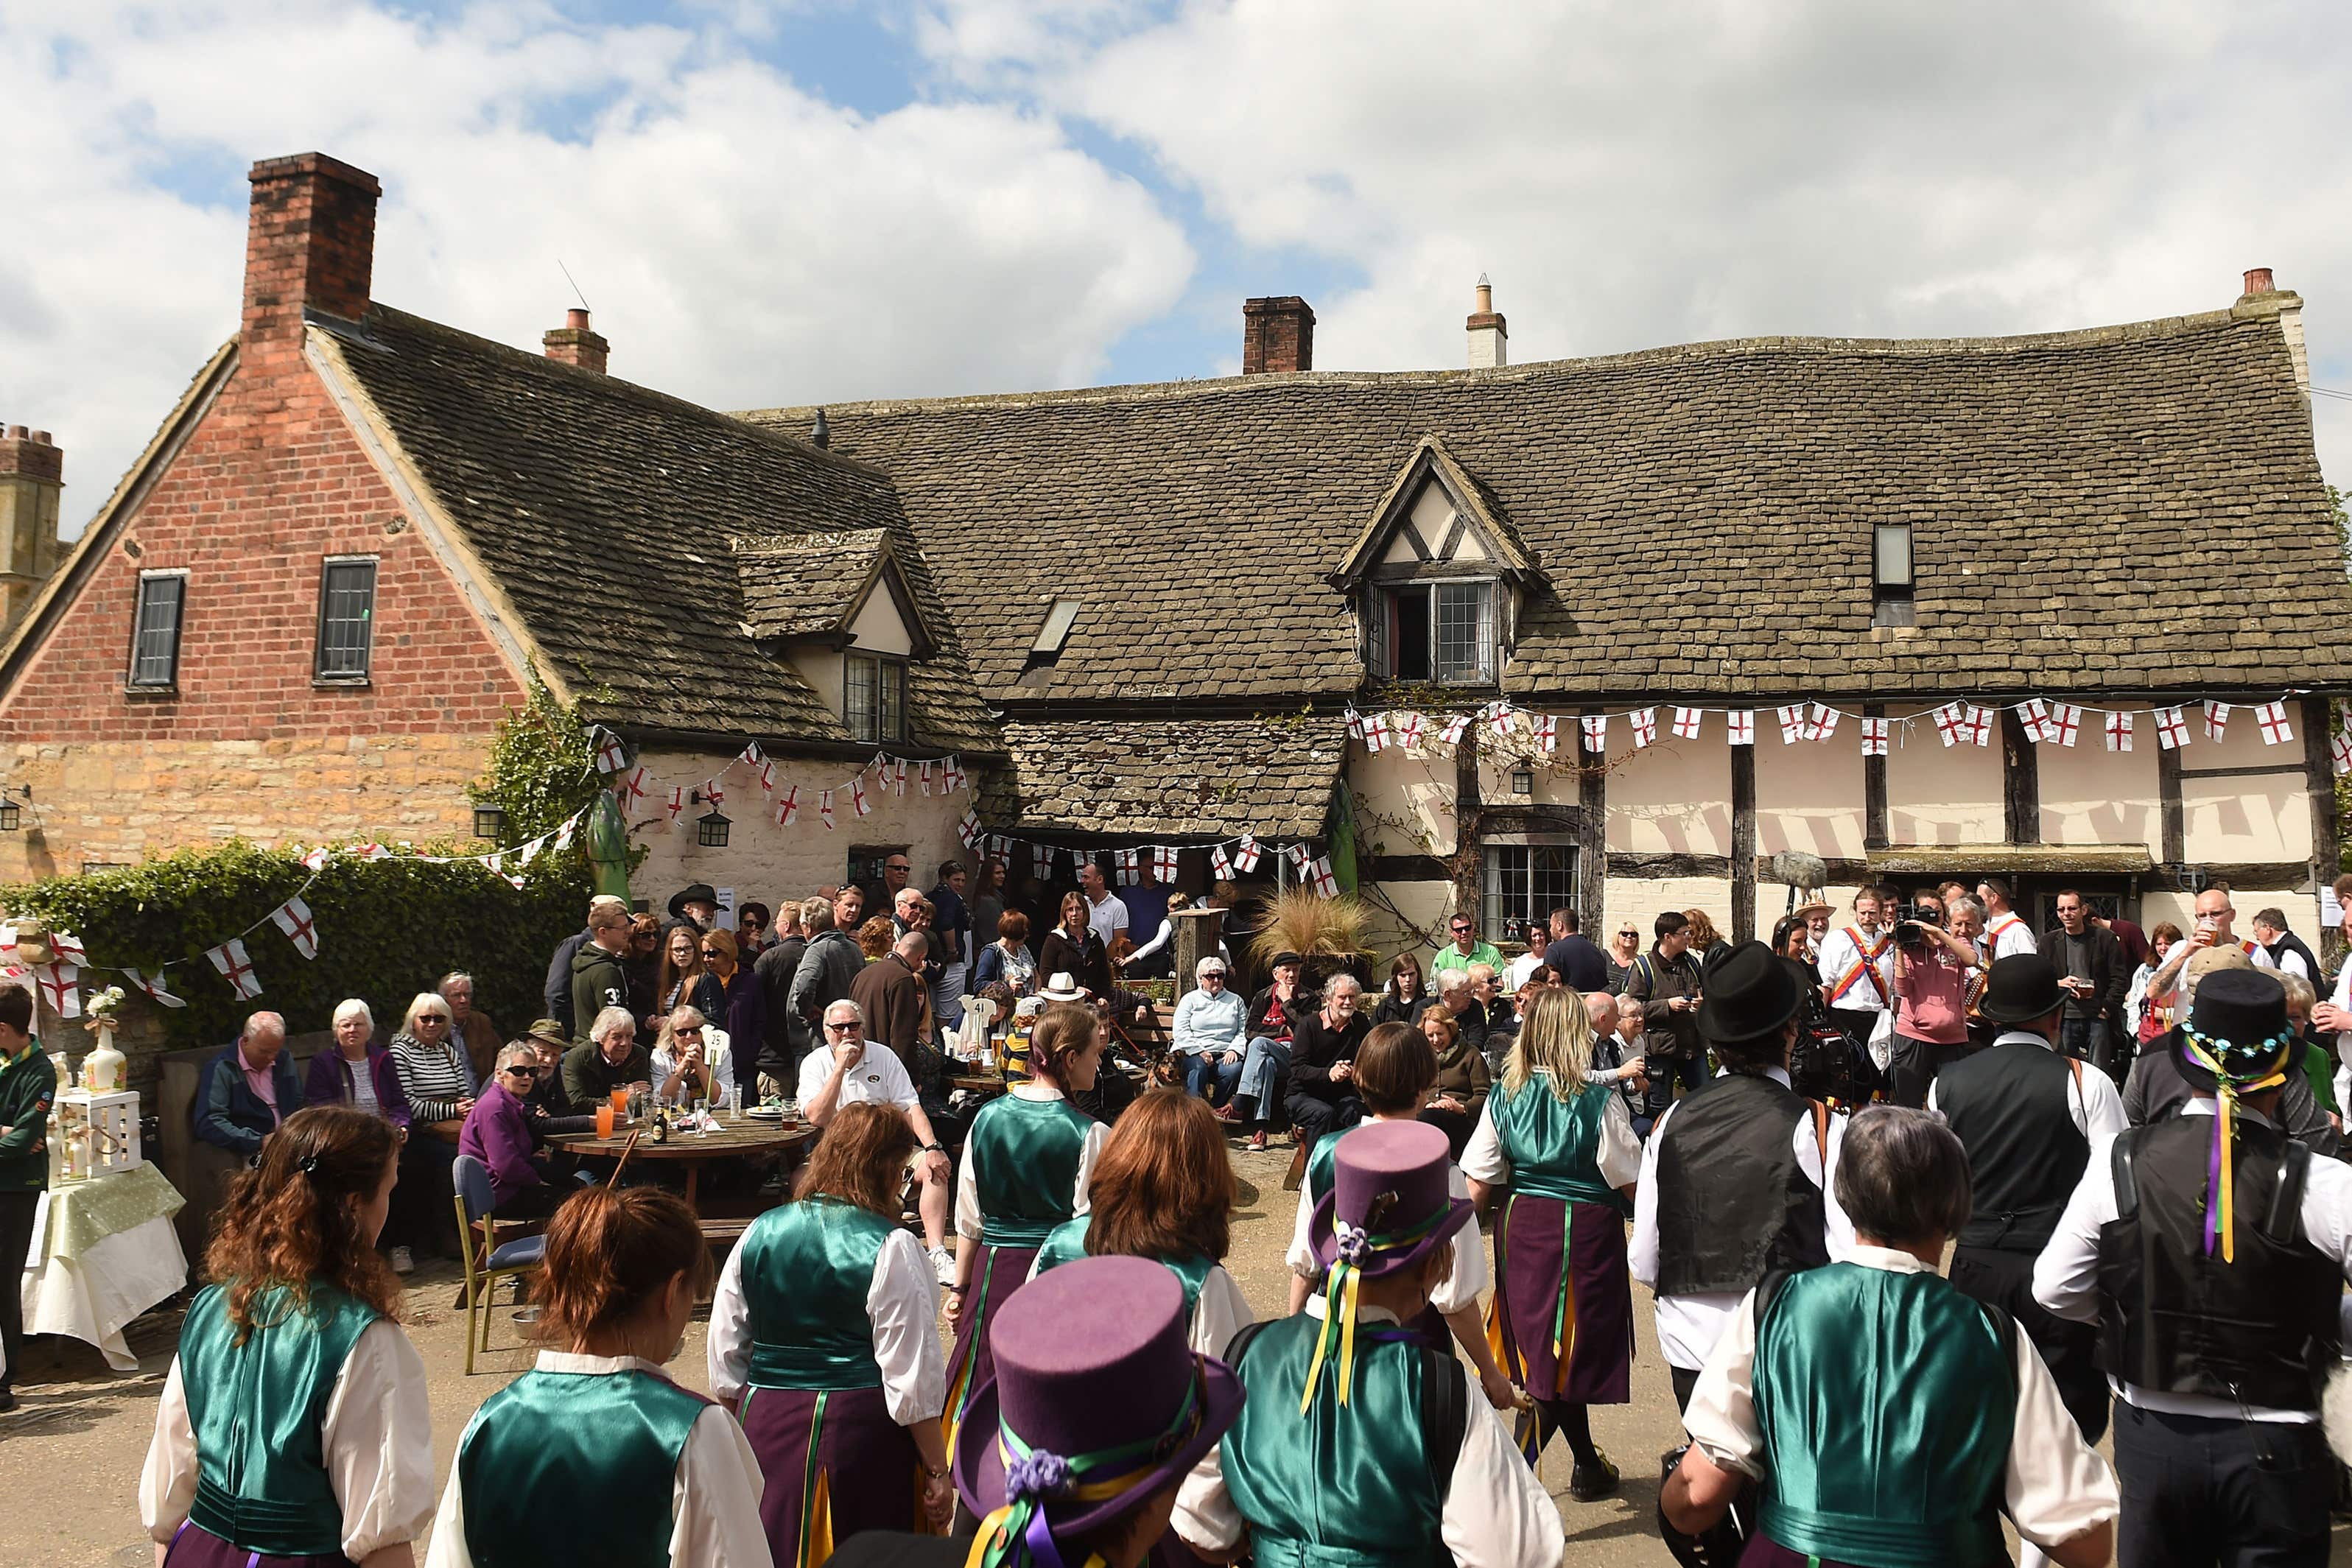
left=0, top=426, right=63, bottom=635
left=2233, top=265, right=2309, bottom=401
left=1467, top=274, right=1509, bottom=369
left=242, top=153, right=382, bottom=351
left=1243, top=297, right=1315, bottom=374
left=543, top=307, right=609, bottom=374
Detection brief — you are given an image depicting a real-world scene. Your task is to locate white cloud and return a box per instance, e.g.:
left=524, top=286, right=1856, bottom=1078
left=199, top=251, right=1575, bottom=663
left=0, top=0, right=1193, bottom=534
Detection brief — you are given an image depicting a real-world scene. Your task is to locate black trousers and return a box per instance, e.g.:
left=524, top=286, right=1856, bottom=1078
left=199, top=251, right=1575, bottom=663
left=0, top=1189, right=38, bottom=1391
left=1947, top=1243, right=2108, bottom=1444
left=1670, top=1363, right=1701, bottom=1416
left=1885, top=1032, right=1968, bottom=1110
left=2113, top=1399, right=2331, bottom=1567
left=1282, top=1092, right=1362, bottom=1150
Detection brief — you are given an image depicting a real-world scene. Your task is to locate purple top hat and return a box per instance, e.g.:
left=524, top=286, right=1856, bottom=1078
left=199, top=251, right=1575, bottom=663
left=953, top=1256, right=1243, bottom=1564
left=1307, top=1119, right=1475, bottom=1280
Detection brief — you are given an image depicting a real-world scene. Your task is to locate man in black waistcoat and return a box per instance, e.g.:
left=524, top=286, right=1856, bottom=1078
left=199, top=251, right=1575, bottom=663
left=1928, top=953, right=2127, bottom=1446
left=1630, top=941, right=1849, bottom=1416
left=2035, top=968, right=2352, bottom=1568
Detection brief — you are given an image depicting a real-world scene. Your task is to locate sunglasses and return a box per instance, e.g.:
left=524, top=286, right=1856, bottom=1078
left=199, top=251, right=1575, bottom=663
left=825, top=1022, right=861, bottom=1033
left=701, top=948, right=723, bottom=958
left=675, top=1027, right=704, bottom=1039
left=504, top=1064, right=539, bottom=1080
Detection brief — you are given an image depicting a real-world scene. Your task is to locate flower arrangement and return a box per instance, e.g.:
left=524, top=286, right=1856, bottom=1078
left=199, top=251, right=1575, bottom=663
left=85, top=985, right=126, bottom=1024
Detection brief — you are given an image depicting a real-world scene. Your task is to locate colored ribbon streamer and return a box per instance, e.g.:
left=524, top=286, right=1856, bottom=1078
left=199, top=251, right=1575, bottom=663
left=963, top=1377, right=1202, bottom=1568
left=1299, top=1202, right=1458, bottom=1413
left=2180, top=1036, right=2287, bottom=1262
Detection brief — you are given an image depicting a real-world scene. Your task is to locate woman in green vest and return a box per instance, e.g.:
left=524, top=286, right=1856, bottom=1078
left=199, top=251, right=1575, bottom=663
left=140, top=1105, right=435, bottom=1568
left=709, top=1103, right=953, bottom=1568
left=1461, top=985, right=1642, bottom=1501
left=943, top=1002, right=1109, bottom=1452
left=1030, top=1087, right=1252, bottom=1357
left=428, top=1184, right=768, bottom=1567
left=1665, top=1105, right=2117, bottom=1567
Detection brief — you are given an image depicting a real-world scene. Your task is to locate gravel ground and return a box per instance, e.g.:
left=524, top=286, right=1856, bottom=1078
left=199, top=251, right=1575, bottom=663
left=5, top=1139, right=2345, bottom=1564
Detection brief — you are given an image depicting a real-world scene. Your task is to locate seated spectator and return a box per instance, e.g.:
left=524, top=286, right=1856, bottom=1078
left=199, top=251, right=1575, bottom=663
left=1470, top=962, right=1515, bottom=1071
left=390, top=991, right=476, bottom=1139
left=440, top=969, right=499, bottom=1083
left=972, top=910, right=1036, bottom=995
left=561, top=1006, right=653, bottom=1112
left=460, top=1043, right=570, bottom=1222
left=1284, top=975, right=1369, bottom=1148
left=521, top=1019, right=596, bottom=1131
left=1417, top=1005, right=1492, bottom=1159
left=1433, top=967, right=1489, bottom=1074
left=303, top=998, right=419, bottom=1270
left=650, top=1005, right=730, bottom=1105
left=1171, top=956, right=1249, bottom=1103
left=1374, top=952, right=1434, bottom=1026
left=194, top=1011, right=301, bottom=1159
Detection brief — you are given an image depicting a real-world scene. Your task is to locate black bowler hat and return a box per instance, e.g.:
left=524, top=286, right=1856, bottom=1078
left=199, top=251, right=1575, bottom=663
left=1977, top=953, right=2064, bottom=1025
left=1696, top=941, right=1803, bottom=1044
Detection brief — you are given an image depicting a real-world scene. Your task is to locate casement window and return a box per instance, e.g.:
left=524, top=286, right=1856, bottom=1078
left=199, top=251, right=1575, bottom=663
left=314, top=557, right=378, bottom=681
left=844, top=653, right=908, bottom=742
left=1872, top=523, right=1915, bottom=627
left=127, top=571, right=187, bottom=689
left=1369, top=580, right=1496, bottom=683
left=1481, top=840, right=1578, bottom=939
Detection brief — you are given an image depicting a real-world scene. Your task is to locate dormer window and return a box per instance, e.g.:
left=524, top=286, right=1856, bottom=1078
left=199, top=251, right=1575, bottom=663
left=1373, top=580, right=1495, bottom=682
left=845, top=653, right=907, bottom=742
left=1873, top=521, right=1915, bottom=627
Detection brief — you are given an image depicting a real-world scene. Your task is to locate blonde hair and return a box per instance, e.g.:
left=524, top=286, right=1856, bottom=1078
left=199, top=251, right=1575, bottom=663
left=403, top=992, right=453, bottom=1033
left=1505, top=985, right=1596, bottom=1102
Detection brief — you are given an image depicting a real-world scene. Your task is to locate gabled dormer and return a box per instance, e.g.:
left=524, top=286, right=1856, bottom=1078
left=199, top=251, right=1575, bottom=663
left=734, top=527, right=938, bottom=742
left=1330, top=437, right=1537, bottom=686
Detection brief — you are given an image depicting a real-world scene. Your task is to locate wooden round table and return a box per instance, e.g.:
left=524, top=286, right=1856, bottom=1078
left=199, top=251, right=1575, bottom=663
left=547, top=1115, right=815, bottom=1208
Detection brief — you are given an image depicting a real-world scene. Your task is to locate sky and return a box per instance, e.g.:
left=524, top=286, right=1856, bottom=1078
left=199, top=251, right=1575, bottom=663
left=4, top=0, right=2351, bottom=537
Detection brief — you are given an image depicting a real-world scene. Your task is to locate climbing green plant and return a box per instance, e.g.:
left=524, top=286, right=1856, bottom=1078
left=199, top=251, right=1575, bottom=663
left=468, top=676, right=611, bottom=847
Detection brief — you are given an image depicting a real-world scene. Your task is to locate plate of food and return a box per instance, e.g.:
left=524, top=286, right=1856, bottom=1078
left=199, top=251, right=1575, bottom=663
left=744, top=1105, right=787, bottom=1122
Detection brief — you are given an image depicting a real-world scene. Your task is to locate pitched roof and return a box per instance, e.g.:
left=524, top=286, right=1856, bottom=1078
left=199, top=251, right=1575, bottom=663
left=733, top=528, right=914, bottom=644
left=977, top=716, right=1346, bottom=839
left=740, top=295, right=2352, bottom=705
left=1334, top=435, right=1538, bottom=589
left=313, top=307, right=993, bottom=753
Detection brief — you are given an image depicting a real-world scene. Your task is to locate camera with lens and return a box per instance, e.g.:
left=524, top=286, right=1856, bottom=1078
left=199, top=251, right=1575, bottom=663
left=1894, top=902, right=1940, bottom=949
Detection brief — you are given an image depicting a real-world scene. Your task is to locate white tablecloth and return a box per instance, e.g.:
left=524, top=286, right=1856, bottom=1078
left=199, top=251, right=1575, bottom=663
left=19, top=1196, right=188, bottom=1372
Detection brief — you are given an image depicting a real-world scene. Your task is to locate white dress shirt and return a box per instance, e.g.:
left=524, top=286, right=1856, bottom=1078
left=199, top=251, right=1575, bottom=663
left=1458, top=1081, right=1645, bottom=1193
left=141, top=1319, right=436, bottom=1561
left=1814, top=927, right=1892, bottom=1012
left=1629, top=1066, right=1855, bottom=1371
left=1927, top=1030, right=2128, bottom=1139
left=797, top=1038, right=920, bottom=1114
left=953, top=1083, right=1106, bottom=1241
left=2032, top=1100, right=2352, bottom=1424
left=706, top=1224, right=945, bottom=1421
left=1981, top=913, right=2038, bottom=961
left=422, top=1353, right=769, bottom=1568
left=1285, top=1145, right=1488, bottom=1315
left=1173, top=1300, right=1566, bottom=1568
left=1685, top=1245, right=2118, bottom=1552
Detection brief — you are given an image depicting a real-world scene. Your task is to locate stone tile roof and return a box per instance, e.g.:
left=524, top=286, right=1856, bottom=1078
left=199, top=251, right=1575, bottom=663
left=977, top=716, right=1346, bottom=838
left=740, top=298, right=2352, bottom=704
left=733, top=529, right=894, bottom=641
left=317, top=308, right=994, bottom=753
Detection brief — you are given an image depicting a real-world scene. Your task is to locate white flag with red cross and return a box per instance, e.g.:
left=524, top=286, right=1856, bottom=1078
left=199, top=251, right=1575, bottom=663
left=852, top=777, right=872, bottom=817
left=1211, top=844, right=1234, bottom=881
left=2018, top=698, right=2052, bottom=744
left=1345, top=709, right=1364, bottom=741
left=553, top=815, right=577, bottom=854
left=1481, top=704, right=1510, bottom=739
left=1286, top=843, right=1313, bottom=876
left=1775, top=706, right=1806, bottom=745
left=1363, top=714, right=1391, bottom=755
left=123, top=967, right=185, bottom=1008
left=1671, top=707, right=1702, bottom=741
left=946, top=758, right=966, bottom=792
left=1151, top=845, right=1179, bottom=883
left=2333, top=734, right=2352, bottom=776
left=2105, top=711, right=2133, bottom=752
left=919, top=760, right=933, bottom=796
left=958, top=811, right=981, bottom=848
left=894, top=759, right=909, bottom=797
left=819, top=791, right=836, bottom=830
left=1963, top=706, right=1993, bottom=748
left=206, top=941, right=261, bottom=1001
left=1439, top=713, right=1472, bottom=748
left=774, top=789, right=799, bottom=829
left=2256, top=701, right=2294, bottom=745
left=737, top=741, right=762, bottom=769
left=270, top=896, right=320, bottom=960
left=2153, top=706, right=2190, bottom=750
left=619, top=764, right=650, bottom=803
left=1861, top=717, right=1889, bottom=756
left=1234, top=835, right=1263, bottom=873
left=594, top=729, right=628, bottom=774
left=49, top=931, right=87, bottom=967
left=1809, top=704, right=1840, bottom=743
left=2048, top=704, right=2082, bottom=748
left=302, top=845, right=332, bottom=872
left=1115, top=849, right=1140, bottom=886
left=704, top=780, right=726, bottom=812
left=2205, top=701, right=2231, bottom=742
left=36, top=961, right=78, bottom=1017
left=1727, top=711, right=1755, bottom=747
left=1397, top=712, right=1425, bottom=750
left=756, top=759, right=777, bottom=798
left=664, top=786, right=687, bottom=827
left=1531, top=714, right=1558, bottom=753
left=1579, top=713, right=1606, bottom=752
left=1309, top=855, right=1339, bottom=899
left=1932, top=703, right=1967, bottom=747
left=1630, top=709, right=1657, bottom=749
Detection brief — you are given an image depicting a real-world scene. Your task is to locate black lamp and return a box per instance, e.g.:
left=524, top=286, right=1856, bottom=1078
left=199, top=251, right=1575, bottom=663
left=1509, top=767, right=1534, bottom=794
left=471, top=803, right=505, bottom=841
left=698, top=809, right=731, bottom=848
left=0, top=799, right=19, bottom=832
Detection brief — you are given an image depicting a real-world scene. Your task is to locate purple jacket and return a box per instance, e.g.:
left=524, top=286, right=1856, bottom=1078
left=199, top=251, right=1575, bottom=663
left=458, top=1080, right=543, bottom=1203
left=303, top=1044, right=413, bottom=1130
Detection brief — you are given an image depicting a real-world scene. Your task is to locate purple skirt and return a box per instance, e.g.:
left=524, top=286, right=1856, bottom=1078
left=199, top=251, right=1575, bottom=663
left=942, top=1242, right=1039, bottom=1452
left=740, top=1382, right=922, bottom=1568
left=1492, top=1194, right=1632, bottom=1404
left=162, top=1522, right=357, bottom=1568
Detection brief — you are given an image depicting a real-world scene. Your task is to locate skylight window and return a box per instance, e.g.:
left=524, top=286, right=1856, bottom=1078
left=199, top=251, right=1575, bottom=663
left=1031, top=600, right=1081, bottom=657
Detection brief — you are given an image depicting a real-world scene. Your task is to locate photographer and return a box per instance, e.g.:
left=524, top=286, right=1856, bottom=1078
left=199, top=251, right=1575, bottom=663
left=1888, top=898, right=1981, bottom=1108
left=1625, top=911, right=1705, bottom=1123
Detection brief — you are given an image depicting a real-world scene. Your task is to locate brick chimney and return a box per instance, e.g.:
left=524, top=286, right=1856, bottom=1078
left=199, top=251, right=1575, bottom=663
left=1243, top=297, right=1315, bottom=374
left=543, top=308, right=609, bottom=374
left=0, top=426, right=63, bottom=635
left=1467, top=274, right=1509, bottom=369
left=2233, top=265, right=2309, bottom=401
left=243, top=153, right=382, bottom=348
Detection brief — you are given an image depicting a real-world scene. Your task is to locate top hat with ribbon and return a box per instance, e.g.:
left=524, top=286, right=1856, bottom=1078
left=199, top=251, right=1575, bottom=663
left=2169, top=967, right=2297, bottom=1262
left=1300, top=1120, right=1474, bottom=1413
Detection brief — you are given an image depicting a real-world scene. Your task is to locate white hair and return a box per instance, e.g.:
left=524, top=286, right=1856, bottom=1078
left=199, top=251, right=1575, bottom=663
left=331, top=998, right=373, bottom=1030
left=242, top=1010, right=287, bottom=1041
left=403, top=992, right=453, bottom=1033
left=824, top=998, right=865, bottom=1024
left=1196, top=957, right=1227, bottom=978
left=437, top=971, right=474, bottom=996
left=1435, top=969, right=1470, bottom=995
left=495, top=1041, right=539, bottom=1073
left=590, top=1005, right=637, bottom=1043
left=1326, top=973, right=1363, bottom=997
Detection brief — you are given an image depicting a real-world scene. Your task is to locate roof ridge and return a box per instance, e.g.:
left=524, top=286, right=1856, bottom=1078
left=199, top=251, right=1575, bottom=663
left=731, top=304, right=2258, bottom=423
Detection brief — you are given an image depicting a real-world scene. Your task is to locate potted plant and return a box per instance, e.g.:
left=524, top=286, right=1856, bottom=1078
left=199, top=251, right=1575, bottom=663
left=1246, top=888, right=1375, bottom=993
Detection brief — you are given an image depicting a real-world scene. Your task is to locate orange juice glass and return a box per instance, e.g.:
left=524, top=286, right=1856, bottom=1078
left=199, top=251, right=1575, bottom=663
left=610, top=1088, right=629, bottom=1117
left=595, top=1103, right=616, bottom=1137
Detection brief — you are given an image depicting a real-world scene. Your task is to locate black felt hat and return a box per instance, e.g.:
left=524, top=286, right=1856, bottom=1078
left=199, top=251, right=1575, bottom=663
left=1976, top=953, right=2065, bottom=1025
left=2172, top=968, right=2297, bottom=1093
left=1696, top=941, right=1803, bottom=1044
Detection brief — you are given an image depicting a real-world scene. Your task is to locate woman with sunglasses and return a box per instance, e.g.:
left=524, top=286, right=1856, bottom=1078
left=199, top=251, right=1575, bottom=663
left=459, top=1043, right=570, bottom=1223
left=650, top=1006, right=730, bottom=1106
left=1604, top=925, right=1643, bottom=994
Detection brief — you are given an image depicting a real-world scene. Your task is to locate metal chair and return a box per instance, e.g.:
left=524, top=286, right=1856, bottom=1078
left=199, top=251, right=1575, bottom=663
left=452, top=1154, right=546, bottom=1374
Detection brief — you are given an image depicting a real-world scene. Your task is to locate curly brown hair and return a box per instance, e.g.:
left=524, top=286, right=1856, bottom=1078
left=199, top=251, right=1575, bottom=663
left=857, top=915, right=897, bottom=960
left=204, top=1105, right=402, bottom=1342
left=530, top=1184, right=714, bottom=1347
left=796, top=1102, right=920, bottom=1217
left=1085, top=1088, right=1234, bottom=1265
left=1028, top=1002, right=1101, bottom=1089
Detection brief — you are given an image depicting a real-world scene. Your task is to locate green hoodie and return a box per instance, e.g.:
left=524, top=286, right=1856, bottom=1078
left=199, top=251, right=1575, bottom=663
left=0, top=1039, right=55, bottom=1192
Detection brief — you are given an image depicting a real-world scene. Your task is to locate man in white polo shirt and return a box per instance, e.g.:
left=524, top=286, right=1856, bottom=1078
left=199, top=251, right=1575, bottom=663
left=798, top=997, right=956, bottom=1282
left=1976, top=878, right=2038, bottom=961
left=1077, top=858, right=1129, bottom=951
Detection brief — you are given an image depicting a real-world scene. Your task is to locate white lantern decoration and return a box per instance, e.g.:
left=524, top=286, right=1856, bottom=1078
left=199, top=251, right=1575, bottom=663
left=51, top=1088, right=141, bottom=1184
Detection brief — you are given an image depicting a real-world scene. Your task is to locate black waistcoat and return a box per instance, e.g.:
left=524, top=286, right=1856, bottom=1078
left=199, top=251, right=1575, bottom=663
left=1936, top=1040, right=2089, bottom=1253
left=1654, top=1072, right=1828, bottom=1298
left=2096, top=1115, right=2342, bottom=1411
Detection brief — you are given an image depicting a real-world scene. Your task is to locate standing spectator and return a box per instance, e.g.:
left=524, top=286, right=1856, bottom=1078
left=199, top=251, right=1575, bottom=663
left=1503, top=921, right=1548, bottom=992
left=1543, top=907, right=1611, bottom=991
left=1683, top=909, right=1733, bottom=969
left=1036, top=891, right=1115, bottom=1002
left=2097, top=908, right=2152, bottom=971
left=751, top=899, right=807, bottom=1088
left=666, top=882, right=720, bottom=936
left=2042, top=888, right=2130, bottom=1074
left=967, top=857, right=1008, bottom=971
left=1787, top=899, right=1835, bottom=964
left=927, top=860, right=972, bottom=1028
left=2250, top=907, right=2320, bottom=983
left=1625, top=911, right=1705, bottom=1122
left=850, top=931, right=930, bottom=1058
left=858, top=852, right=912, bottom=927
left=700, top=927, right=762, bottom=1101
left=1077, top=858, right=1129, bottom=949
left=1471, top=963, right=1517, bottom=1072
left=390, top=992, right=475, bottom=1255
left=1603, top=921, right=1644, bottom=991
left=1430, top=912, right=1503, bottom=979
left=2121, top=951, right=2340, bottom=1156
left=623, top=912, right=663, bottom=1027
left=544, top=894, right=627, bottom=1037
left=2124, top=921, right=2184, bottom=1043
left=1170, top=955, right=1249, bottom=1103
left=1886, top=899, right=1981, bottom=1108
left=1815, top=890, right=1895, bottom=1060
left=857, top=915, right=897, bottom=963
left=1283, top=974, right=1369, bottom=1148
left=305, top=998, right=418, bottom=1272
left=566, top=899, right=633, bottom=1044
left=1118, top=890, right=1193, bottom=979
left=460, top=1043, right=569, bottom=1222
left=784, top=896, right=863, bottom=1080
left=971, top=910, right=1037, bottom=995
left=0, top=985, right=49, bottom=1410
left=2309, top=898, right=2352, bottom=1094
left=2144, top=885, right=2275, bottom=1015
left=1374, top=952, right=1433, bottom=1025
left=1975, top=878, right=2037, bottom=960
left=440, top=970, right=500, bottom=1083
left=658, top=923, right=724, bottom=1022
left=1231, top=952, right=1316, bottom=1151
left=732, top=901, right=772, bottom=957
left=562, top=1006, right=653, bottom=1111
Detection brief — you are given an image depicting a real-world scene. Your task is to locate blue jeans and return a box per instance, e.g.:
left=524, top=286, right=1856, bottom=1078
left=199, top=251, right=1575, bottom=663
left=1235, top=1036, right=1291, bottom=1127
left=1182, top=1048, right=1242, bottom=1104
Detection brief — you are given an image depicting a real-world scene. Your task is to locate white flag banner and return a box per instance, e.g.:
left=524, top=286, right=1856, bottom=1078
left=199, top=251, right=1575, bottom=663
left=2334, top=734, right=2352, bottom=777
left=851, top=777, right=872, bottom=818
left=594, top=730, right=628, bottom=774
left=1309, top=855, right=1339, bottom=899
left=1115, top=849, right=1140, bottom=886
left=206, top=941, right=261, bottom=1001
left=36, top=961, right=80, bottom=1017
left=664, top=787, right=687, bottom=828
left=1151, top=846, right=1179, bottom=883
left=958, top=810, right=981, bottom=848
left=2205, top=701, right=2231, bottom=742
left=123, top=967, right=186, bottom=1008
left=1234, top=835, right=1262, bottom=873
left=1775, top=706, right=1806, bottom=745
left=774, top=789, right=800, bottom=828
left=1727, top=710, right=1755, bottom=747
left=2047, top=703, right=2082, bottom=748
left=270, top=896, right=320, bottom=960
left=1211, top=844, right=1234, bottom=880
left=737, top=741, right=762, bottom=769
left=1861, top=717, right=1889, bottom=756
left=1531, top=714, right=1558, bottom=753
left=819, top=791, right=836, bottom=830
left=1397, top=713, right=1425, bottom=750
left=2256, top=700, right=2295, bottom=745
left=1809, top=704, right=1841, bottom=743
left=1346, top=709, right=1365, bottom=741
left=1671, top=707, right=1702, bottom=740
left=1964, top=705, right=1993, bottom=748
left=1630, top=709, right=1657, bottom=749
left=2105, top=711, right=2133, bottom=752
left=1933, top=703, right=1967, bottom=748
left=2018, top=698, right=2052, bottom=745
left=1363, top=714, right=1391, bottom=755
left=1439, top=713, right=1472, bottom=748
left=2153, top=706, right=2190, bottom=750
left=1489, top=704, right=1517, bottom=739
left=48, top=931, right=87, bottom=967
left=919, top=760, right=933, bottom=797
left=1579, top=713, right=1607, bottom=752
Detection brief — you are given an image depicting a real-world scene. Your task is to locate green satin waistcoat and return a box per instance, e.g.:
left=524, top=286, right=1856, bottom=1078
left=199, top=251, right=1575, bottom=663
left=1489, top=1075, right=1629, bottom=1212
left=1032, top=1214, right=1215, bottom=1318
left=1752, top=1264, right=2014, bottom=1567
left=740, top=1195, right=891, bottom=1389
left=457, top=1366, right=711, bottom=1567
left=1224, top=1314, right=1448, bottom=1568
left=969, top=1094, right=1092, bottom=1246
left=179, top=1280, right=381, bottom=1558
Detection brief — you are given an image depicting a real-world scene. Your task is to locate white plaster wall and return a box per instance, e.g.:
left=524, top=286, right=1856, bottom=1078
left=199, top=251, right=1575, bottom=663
left=1602, top=731, right=1732, bottom=858
left=2038, top=730, right=2161, bottom=851
left=625, top=746, right=966, bottom=919
left=2177, top=709, right=2314, bottom=865
left=787, top=650, right=844, bottom=720
left=1884, top=703, right=2004, bottom=846
left=1756, top=729, right=1866, bottom=862
left=1363, top=879, right=1456, bottom=963
left=847, top=591, right=913, bottom=655
left=1604, top=876, right=1735, bottom=947
left=1349, top=746, right=1459, bottom=857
